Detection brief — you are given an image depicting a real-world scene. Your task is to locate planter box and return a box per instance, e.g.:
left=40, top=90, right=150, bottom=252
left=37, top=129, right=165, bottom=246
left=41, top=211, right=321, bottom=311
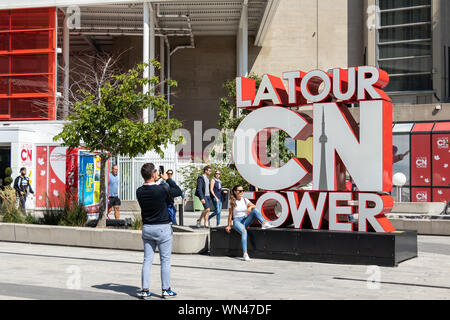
left=0, top=223, right=208, bottom=253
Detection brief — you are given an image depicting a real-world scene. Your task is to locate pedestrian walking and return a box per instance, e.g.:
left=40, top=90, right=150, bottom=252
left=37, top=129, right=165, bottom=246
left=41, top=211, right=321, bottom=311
left=108, top=165, right=121, bottom=219
left=136, top=163, right=182, bottom=299
left=195, top=165, right=213, bottom=228
left=13, top=167, right=34, bottom=214
left=225, top=185, right=275, bottom=261
left=208, top=170, right=227, bottom=226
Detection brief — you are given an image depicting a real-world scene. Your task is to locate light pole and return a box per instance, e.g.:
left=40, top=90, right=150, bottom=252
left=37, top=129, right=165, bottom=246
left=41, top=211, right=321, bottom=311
left=393, top=172, right=407, bottom=202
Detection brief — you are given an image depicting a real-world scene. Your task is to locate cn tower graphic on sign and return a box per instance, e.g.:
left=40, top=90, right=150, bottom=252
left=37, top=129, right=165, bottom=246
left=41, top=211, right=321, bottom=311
left=233, top=67, right=395, bottom=233
left=318, top=109, right=328, bottom=190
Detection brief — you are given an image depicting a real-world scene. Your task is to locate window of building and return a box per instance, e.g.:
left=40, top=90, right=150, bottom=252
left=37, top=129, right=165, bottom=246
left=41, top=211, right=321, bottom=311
left=376, top=0, right=432, bottom=92
left=0, top=8, right=56, bottom=120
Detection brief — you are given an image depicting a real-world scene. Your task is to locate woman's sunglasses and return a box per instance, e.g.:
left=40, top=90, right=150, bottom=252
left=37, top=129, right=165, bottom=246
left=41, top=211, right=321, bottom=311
left=236, top=190, right=244, bottom=193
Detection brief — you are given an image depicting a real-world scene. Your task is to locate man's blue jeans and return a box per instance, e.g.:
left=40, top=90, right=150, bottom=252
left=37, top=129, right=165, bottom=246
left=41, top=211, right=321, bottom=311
left=209, top=197, right=222, bottom=226
left=141, top=224, right=172, bottom=291
left=233, top=208, right=268, bottom=253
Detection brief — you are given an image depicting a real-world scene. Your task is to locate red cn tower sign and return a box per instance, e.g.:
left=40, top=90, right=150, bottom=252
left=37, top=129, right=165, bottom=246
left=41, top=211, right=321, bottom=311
left=233, top=66, right=395, bottom=233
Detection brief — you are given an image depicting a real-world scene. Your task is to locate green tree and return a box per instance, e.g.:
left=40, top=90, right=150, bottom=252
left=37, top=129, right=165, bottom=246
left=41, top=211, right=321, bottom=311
left=54, top=60, right=181, bottom=227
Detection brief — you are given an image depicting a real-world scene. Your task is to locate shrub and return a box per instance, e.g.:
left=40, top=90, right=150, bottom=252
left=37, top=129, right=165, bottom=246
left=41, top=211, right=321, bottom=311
left=41, top=192, right=87, bottom=227
left=131, top=213, right=142, bottom=230
left=60, top=200, right=87, bottom=227
left=41, top=207, right=63, bottom=225
left=24, top=213, right=39, bottom=224
left=3, top=167, right=13, bottom=187
left=0, top=187, right=24, bottom=223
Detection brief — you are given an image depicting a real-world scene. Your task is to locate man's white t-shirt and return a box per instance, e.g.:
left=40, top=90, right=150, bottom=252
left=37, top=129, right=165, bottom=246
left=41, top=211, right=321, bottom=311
left=233, top=197, right=250, bottom=219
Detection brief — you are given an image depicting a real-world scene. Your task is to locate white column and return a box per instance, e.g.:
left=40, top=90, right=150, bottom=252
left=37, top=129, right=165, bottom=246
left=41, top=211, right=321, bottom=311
left=241, top=1, right=248, bottom=77
left=236, top=0, right=248, bottom=77
left=236, top=29, right=241, bottom=76
left=160, top=37, right=165, bottom=95
left=236, top=0, right=248, bottom=117
left=167, top=40, right=171, bottom=115
left=63, top=14, right=70, bottom=119
left=143, top=1, right=150, bottom=123
left=149, top=4, right=155, bottom=122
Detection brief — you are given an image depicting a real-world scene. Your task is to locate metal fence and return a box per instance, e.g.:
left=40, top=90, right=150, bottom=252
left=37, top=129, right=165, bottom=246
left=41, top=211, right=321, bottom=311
left=117, top=145, right=202, bottom=201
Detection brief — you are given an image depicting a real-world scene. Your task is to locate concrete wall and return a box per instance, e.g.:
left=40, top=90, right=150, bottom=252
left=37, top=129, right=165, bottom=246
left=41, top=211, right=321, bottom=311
left=170, top=36, right=236, bottom=150
left=0, top=223, right=209, bottom=253
left=250, top=0, right=364, bottom=76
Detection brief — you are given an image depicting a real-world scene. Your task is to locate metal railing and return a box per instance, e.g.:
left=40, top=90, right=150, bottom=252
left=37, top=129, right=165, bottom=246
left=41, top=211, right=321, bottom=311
left=117, top=145, right=202, bottom=200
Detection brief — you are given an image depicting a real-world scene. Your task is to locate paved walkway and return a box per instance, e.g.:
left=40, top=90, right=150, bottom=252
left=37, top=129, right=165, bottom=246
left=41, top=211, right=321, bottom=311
left=0, top=234, right=449, bottom=300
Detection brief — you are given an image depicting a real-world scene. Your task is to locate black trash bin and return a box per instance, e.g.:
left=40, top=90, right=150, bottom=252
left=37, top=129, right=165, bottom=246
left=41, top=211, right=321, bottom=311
left=221, top=188, right=230, bottom=209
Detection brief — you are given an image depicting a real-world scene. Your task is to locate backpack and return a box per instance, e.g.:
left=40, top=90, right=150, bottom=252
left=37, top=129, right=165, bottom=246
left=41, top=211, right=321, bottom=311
left=162, top=184, right=177, bottom=225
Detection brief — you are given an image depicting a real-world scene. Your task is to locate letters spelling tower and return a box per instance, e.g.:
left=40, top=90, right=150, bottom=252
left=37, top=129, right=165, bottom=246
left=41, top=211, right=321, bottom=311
left=233, top=67, right=395, bottom=233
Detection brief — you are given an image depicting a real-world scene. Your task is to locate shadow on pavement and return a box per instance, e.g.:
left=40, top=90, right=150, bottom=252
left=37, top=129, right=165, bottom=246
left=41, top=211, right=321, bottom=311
left=92, top=283, right=163, bottom=299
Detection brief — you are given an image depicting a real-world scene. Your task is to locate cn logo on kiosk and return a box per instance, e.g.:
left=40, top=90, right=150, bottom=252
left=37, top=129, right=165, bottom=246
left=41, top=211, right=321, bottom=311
left=233, top=66, right=395, bottom=233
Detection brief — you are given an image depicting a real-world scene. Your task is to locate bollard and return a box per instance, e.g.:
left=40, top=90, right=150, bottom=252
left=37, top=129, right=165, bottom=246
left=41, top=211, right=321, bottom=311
left=178, top=203, right=184, bottom=226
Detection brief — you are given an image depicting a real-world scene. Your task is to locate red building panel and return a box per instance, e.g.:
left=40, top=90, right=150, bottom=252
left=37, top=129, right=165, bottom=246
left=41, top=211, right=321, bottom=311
left=433, top=188, right=450, bottom=203
left=411, top=134, right=432, bottom=186
left=411, top=187, right=431, bottom=203
left=0, top=7, right=56, bottom=121
left=432, top=133, right=449, bottom=187
left=412, top=122, right=434, bottom=132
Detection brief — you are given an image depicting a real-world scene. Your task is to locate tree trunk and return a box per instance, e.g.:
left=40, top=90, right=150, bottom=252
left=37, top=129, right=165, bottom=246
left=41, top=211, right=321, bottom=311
left=96, top=155, right=108, bottom=228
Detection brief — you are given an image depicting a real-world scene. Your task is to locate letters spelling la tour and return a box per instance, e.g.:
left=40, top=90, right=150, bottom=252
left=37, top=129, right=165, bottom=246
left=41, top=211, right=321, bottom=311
left=233, top=66, right=396, bottom=233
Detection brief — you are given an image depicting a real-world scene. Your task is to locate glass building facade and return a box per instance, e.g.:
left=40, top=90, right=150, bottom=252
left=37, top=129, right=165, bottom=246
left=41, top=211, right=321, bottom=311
left=377, top=0, right=433, bottom=92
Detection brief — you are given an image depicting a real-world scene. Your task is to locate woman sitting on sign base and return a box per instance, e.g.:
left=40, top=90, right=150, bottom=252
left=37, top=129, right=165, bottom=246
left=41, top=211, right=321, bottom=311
left=226, top=185, right=275, bottom=261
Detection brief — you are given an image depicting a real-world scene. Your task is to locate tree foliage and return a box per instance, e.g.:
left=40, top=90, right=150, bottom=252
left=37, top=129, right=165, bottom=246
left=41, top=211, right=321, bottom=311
left=216, top=74, right=295, bottom=168
left=54, top=61, right=181, bottom=227
left=55, top=62, right=181, bottom=158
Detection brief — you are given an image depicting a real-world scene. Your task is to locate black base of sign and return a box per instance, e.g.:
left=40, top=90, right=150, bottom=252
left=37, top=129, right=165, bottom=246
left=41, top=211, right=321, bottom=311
left=209, top=227, right=417, bottom=267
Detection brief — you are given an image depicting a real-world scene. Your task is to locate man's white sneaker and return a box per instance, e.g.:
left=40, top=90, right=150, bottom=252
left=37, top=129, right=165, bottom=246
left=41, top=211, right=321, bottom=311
left=262, top=222, right=276, bottom=229
left=243, top=253, right=251, bottom=261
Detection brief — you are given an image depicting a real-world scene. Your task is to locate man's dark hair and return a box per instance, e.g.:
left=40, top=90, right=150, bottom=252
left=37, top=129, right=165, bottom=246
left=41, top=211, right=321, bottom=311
left=141, top=163, right=155, bottom=181
left=20, top=167, right=26, bottom=172
left=203, top=165, right=211, bottom=173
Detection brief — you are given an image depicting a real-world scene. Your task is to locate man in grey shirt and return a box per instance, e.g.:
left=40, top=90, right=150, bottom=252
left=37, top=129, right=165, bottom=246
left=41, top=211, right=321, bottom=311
left=108, top=165, right=121, bottom=219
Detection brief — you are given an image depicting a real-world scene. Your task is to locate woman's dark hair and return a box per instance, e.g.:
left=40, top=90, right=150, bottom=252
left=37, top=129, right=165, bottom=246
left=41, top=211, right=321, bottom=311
left=230, top=185, right=243, bottom=209
left=141, top=163, right=155, bottom=181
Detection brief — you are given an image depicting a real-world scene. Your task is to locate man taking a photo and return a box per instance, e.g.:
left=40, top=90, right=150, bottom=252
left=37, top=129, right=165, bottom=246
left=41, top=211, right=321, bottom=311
left=136, top=163, right=182, bottom=299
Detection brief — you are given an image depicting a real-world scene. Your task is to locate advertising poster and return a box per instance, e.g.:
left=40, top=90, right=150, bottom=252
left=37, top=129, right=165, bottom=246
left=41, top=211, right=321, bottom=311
left=432, top=133, right=449, bottom=187
left=66, top=147, right=79, bottom=200
left=48, top=146, right=67, bottom=207
left=35, top=146, right=67, bottom=208
left=79, top=151, right=95, bottom=209
left=94, top=155, right=101, bottom=205
left=411, top=134, right=431, bottom=186
left=77, top=151, right=108, bottom=213
left=35, top=146, right=48, bottom=208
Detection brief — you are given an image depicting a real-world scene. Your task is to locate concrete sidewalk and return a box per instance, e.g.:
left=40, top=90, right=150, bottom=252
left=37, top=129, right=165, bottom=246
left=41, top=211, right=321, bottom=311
left=0, top=235, right=449, bottom=300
